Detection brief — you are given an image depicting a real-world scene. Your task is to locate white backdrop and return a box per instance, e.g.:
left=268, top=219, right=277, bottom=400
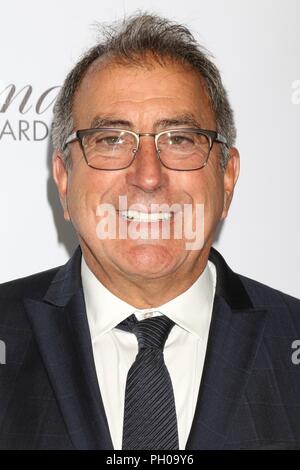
left=1, top=0, right=300, bottom=297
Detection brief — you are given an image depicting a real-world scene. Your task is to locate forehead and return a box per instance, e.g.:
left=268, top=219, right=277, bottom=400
left=72, top=58, right=215, bottom=129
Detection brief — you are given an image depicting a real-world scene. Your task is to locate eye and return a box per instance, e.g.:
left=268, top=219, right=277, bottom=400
left=169, top=134, right=194, bottom=145
left=95, top=135, right=123, bottom=146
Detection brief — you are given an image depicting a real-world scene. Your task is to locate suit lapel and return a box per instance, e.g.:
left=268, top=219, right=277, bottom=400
left=186, top=248, right=268, bottom=449
left=23, top=247, right=113, bottom=450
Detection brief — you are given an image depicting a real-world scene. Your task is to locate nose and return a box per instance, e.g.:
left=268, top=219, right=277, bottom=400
left=125, top=135, right=168, bottom=192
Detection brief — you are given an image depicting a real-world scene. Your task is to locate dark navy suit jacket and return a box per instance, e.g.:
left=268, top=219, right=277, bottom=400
left=1, top=246, right=300, bottom=449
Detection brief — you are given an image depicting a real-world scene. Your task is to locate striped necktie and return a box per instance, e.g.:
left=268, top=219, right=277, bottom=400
left=117, top=314, right=179, bottom=450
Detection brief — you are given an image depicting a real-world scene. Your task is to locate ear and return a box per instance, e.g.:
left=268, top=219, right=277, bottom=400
left=221, top=147, right=240, bottom=220
left=52, top=152, right=70, bottom=221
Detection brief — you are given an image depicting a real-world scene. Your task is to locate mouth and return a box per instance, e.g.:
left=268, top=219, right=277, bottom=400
left=119, top=210, right=173, bottom=223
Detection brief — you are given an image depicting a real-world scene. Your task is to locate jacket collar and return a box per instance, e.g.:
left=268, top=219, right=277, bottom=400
left=43, top=245, right=82, bottom=306
left=208, top=246, right=254, bottom=310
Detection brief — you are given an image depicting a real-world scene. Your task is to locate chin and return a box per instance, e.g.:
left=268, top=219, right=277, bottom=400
left=118, top=243, right=181, bottom=278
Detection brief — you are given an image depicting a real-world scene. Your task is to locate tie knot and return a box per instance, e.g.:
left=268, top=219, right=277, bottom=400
left=132, top=315, right=174, bottom=350
left=117, top=314, right=175, bottom=350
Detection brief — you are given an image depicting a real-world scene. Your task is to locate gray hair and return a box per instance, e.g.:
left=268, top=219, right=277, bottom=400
left=51, top=12, right=236, bottom=170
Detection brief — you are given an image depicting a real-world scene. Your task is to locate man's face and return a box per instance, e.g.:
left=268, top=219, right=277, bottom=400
left=53, top=59, right=239, bottom=284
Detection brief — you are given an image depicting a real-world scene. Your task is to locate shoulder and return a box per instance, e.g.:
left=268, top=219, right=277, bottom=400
left=209, top=246, right=300, bottom=317
left=0, top=266, right=63, bottom=336
left=238, top=273, right=300, bottom=311
left=237, top=274, right=300, bottom=336
left=0, top=266, right=61, bottom=302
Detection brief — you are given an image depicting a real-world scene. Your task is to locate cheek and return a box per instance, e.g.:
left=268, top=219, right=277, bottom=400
left=65, top=167, right=122, bottom=229
left=187, top=166, right=224, bottom=223
left=205, top=170, right=225, bottom=223
left=65, top=170, right=97, bottom=226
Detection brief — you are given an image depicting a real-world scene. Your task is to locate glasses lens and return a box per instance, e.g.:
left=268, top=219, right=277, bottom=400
left=157, top=130, right=211, bottom=170
left=82, top=130, right=136, bottom=169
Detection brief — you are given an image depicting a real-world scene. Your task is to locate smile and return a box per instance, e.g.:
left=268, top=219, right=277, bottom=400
left=120, top=210, right=173, bottom=222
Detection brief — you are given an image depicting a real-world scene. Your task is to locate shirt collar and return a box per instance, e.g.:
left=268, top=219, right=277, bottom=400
left=81, top=257, right=135, bottom=340
left=81, top=256, right=216, bottom=341
left=150, top=261, right=216, bottom=338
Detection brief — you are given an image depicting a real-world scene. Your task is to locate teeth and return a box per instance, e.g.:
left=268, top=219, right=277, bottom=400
left=120, top=210, right=172, bottom=222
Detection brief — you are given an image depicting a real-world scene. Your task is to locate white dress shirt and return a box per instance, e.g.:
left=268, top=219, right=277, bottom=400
left=81, top=257, right=216, bottom=450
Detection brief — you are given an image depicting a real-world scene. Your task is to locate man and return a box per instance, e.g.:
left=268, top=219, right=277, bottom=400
left=0, top=13, right=300, bottom=450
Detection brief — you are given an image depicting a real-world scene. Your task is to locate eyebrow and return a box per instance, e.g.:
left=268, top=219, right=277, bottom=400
left=90, top=113, right=203, bottom=131
left=90, top=116, right=132, bottom=129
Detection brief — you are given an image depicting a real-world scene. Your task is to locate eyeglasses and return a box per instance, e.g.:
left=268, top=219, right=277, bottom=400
left=63, top=127, right=228, bottom=171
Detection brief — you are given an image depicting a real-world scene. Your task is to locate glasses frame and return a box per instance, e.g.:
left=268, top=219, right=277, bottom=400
left=63, top=127, right=228, bottom=171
